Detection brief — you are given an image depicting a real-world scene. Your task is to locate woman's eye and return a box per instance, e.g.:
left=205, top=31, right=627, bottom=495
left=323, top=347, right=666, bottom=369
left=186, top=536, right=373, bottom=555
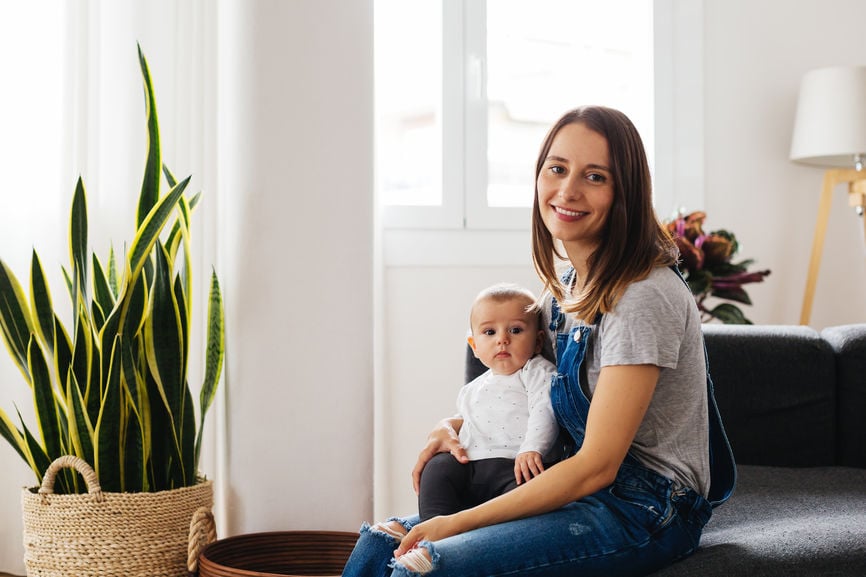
left=587, top=172, right=607, bottom=183
left=549, top=166, right=565, bottom=175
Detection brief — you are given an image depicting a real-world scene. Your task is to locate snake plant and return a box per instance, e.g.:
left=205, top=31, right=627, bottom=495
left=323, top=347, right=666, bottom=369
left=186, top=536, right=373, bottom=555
left=0, top=46, right=224, bottom=494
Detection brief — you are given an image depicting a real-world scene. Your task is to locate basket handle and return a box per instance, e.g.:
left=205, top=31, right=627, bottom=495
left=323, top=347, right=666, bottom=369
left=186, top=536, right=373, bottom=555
left=187, top=505, right=217, bottom=573
left=39, top=455, right=104, bottom=501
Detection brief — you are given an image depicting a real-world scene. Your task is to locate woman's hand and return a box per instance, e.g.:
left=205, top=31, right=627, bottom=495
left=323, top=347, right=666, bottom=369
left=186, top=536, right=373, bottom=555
left=394, top=515, right=461, bottom=558
left=411, top=417, right=466, bottom=494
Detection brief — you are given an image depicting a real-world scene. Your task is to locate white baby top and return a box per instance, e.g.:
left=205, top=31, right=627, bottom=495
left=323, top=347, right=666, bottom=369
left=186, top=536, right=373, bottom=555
left=457, top=355, right=558, bottom=461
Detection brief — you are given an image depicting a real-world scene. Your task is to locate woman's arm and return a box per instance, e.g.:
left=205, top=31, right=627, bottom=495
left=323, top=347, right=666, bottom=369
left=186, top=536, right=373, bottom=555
left=411, top=416, right=466, bottom=494
left=396, top=364, right=659, bottom=555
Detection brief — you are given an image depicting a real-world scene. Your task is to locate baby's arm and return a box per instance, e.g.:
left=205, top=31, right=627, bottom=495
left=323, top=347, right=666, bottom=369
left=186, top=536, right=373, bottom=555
left=515, top=357, right=559, bottom=484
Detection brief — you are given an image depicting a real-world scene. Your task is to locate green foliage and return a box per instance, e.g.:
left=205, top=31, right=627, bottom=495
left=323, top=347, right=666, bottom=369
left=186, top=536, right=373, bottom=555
left=0, top=46, right=224, bottom=493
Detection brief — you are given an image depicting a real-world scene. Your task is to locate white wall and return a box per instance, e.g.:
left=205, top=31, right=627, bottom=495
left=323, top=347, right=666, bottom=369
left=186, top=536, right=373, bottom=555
left=216, top=0, right=374, bottom=536
left=377, top=0, right=866, bottom=519
left=702, top=0, right=866, bottom=328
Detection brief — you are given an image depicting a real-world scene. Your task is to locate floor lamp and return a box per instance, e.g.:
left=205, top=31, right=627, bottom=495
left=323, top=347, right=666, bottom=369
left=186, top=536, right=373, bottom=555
left=790, top=65, right=866, bottom=326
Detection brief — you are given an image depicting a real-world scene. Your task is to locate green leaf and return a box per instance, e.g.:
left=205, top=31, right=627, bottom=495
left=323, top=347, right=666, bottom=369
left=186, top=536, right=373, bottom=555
left=66, top=369, right=95, bottom=468
left=70, top=177, right=88, bottom=295
left=30, top=251, right=56, bottom=356
left=18, top=410, right=51, bottom=488
left=0, top=407, right=38, bottom=480
left=146, top=244, right=184, bottom=409
left=119, top=335, right=148, bottom=487
left=0, top=260, right=34, bottom=381
left=166, top=194, right=192, bottom=281
left=28, top=337, right=61, bottom=462
left=711, top=286, right=752, bottom=305
left=123, top=403, right=144, bottom=492
left=180, top=384, right=195, bottom=486
left=92, top=253, right=116, bottom=322
left=52, top=314, right=73, bottom=407
left=709, top=303, right=752, bottom=325
left=100, top=272, right=145, bottom=398
left=163, top=163, right=177, bottom=188
left=107, top=247, right=119, bottom=298
left=144, top=243, right=186, bottom=486
left=71, top=304, right=96, bottom=425
left=91, top=300, right=106, bottom=332
left=145, top=369, right=171, bottom=490
left=197, top=270, right=224, bottom=466
left=136, top=44, right=161, bottom=230
left=95, top=335, right=123, bottom=492
left=123, top=175, right=190, bottom=327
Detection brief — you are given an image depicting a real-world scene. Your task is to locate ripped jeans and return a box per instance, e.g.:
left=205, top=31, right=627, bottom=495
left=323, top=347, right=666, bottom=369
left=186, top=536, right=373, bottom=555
left=341, top=462, right=711, bottom=577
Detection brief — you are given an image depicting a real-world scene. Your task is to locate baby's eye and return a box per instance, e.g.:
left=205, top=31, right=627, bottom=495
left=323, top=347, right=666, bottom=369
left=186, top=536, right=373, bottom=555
left=483, top=329, right=496, bottom=336
left=509, top=327, right=523, bottom=335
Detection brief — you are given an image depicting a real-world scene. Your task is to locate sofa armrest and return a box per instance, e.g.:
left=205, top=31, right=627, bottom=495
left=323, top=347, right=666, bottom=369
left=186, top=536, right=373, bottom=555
left=822, top=324, right=866, bottom=467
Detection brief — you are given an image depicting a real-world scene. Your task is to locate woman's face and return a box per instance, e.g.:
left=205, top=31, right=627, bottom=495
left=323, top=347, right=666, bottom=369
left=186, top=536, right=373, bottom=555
left=536, top=121, right=615, bottom=259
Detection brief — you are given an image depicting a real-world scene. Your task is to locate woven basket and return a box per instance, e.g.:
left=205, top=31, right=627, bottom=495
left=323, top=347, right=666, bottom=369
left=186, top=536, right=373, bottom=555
left=22, top=455, right=216, bottom=577
left=198, top=531, right=359, bottom=577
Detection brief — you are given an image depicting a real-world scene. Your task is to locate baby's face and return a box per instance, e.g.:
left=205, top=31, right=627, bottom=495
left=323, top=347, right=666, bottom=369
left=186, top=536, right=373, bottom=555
left=469, top=298, right=541, bottom=375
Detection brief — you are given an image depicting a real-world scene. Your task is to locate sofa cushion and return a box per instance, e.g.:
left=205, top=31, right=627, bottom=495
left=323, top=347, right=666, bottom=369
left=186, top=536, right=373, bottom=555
left=702, top=325, right=836, bottom=467
left=822, top=324, right=866, bottom=467
left=652, top=464, right=866, bottom=576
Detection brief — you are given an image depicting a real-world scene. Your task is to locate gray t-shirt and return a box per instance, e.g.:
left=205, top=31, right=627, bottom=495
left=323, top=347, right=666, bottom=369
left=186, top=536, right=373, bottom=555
left=541, top=266, right=711, bottom=496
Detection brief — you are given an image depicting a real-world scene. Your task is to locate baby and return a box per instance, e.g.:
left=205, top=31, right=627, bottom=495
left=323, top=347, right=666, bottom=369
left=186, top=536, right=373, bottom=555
left=417, top=283, right=558, bottom=521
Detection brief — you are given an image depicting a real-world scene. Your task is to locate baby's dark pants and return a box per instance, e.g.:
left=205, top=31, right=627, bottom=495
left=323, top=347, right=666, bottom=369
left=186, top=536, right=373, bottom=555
left=418, top=453, right=517, bottom=521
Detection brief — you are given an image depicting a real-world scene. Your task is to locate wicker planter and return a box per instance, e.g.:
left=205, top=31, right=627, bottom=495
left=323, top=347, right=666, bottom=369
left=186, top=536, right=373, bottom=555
left=198, top=531, right=359, bottom=577
left=21, top=456, right=216, bottom=577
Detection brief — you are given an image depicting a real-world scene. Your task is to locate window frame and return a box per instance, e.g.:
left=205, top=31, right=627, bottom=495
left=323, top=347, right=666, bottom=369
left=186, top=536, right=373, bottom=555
left=380, top=0, right=705, bottom=266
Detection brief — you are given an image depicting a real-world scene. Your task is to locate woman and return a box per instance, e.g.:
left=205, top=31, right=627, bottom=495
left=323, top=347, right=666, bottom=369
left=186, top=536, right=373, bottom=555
left=343, top=105, right=734, bottom=577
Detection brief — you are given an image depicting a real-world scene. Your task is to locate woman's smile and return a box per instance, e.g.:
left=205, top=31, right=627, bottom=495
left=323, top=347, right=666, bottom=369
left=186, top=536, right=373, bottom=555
left=552, top=205, right=589, bottom=220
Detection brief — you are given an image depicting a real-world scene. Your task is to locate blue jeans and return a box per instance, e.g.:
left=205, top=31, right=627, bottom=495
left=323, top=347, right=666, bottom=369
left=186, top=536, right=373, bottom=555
left=341, top=462, right=711, bottom=577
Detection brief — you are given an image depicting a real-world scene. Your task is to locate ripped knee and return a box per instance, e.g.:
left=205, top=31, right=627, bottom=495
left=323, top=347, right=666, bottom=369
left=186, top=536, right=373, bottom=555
left=395, top=546, right=434, bottom=574
left=367, top=520, right=409, bottom=544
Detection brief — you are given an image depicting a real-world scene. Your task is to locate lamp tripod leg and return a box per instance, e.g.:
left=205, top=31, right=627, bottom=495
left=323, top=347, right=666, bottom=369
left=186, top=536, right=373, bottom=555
left=800, top=175, right=835, bottom=325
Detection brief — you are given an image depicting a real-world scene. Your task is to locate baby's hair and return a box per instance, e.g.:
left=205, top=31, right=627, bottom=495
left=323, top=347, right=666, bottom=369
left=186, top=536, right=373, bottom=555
left=470, top=282, right=541, bottom=326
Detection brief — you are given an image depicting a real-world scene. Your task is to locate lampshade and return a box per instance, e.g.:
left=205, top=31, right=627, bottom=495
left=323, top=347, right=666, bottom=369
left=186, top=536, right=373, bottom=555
left=790, top=65, right=866, bottom=168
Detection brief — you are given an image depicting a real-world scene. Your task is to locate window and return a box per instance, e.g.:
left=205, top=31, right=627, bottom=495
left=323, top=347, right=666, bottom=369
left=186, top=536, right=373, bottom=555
left=375, top=0, right=654, bottom=230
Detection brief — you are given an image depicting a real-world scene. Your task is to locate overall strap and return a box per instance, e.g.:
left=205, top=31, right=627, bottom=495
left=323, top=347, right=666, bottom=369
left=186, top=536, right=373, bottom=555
left=670, top=265, right=736, bottom=507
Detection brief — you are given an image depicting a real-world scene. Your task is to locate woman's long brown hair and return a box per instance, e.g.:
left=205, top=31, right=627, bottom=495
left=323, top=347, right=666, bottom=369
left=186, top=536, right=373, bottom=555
left=531, top=106, right=678, bottom=322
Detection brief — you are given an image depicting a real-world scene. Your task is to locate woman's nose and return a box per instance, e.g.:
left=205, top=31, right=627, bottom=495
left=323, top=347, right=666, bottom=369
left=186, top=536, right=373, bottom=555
left=558, top=177, right=581, bottom=200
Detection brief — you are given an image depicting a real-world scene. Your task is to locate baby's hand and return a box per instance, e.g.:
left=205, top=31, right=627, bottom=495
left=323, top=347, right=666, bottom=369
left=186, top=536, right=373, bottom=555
left=514, top=451, right=544, bottom=485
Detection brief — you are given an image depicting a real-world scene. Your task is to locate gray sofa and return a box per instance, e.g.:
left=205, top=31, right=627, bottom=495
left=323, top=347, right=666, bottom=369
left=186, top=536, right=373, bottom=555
left=463, top=323, right=866, bottom=575
left=654, top=323, right=866, bottom=576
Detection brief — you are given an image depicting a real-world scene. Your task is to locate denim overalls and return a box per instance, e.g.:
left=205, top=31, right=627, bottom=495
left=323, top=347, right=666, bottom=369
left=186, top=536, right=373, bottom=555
left=343, top=273, right=737, bottom=577
left=548, top=282, right=736, bottom=508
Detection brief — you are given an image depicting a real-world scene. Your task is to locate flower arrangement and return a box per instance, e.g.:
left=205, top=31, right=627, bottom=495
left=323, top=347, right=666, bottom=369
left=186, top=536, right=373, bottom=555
left=666, top=211, right=771, bottom=324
